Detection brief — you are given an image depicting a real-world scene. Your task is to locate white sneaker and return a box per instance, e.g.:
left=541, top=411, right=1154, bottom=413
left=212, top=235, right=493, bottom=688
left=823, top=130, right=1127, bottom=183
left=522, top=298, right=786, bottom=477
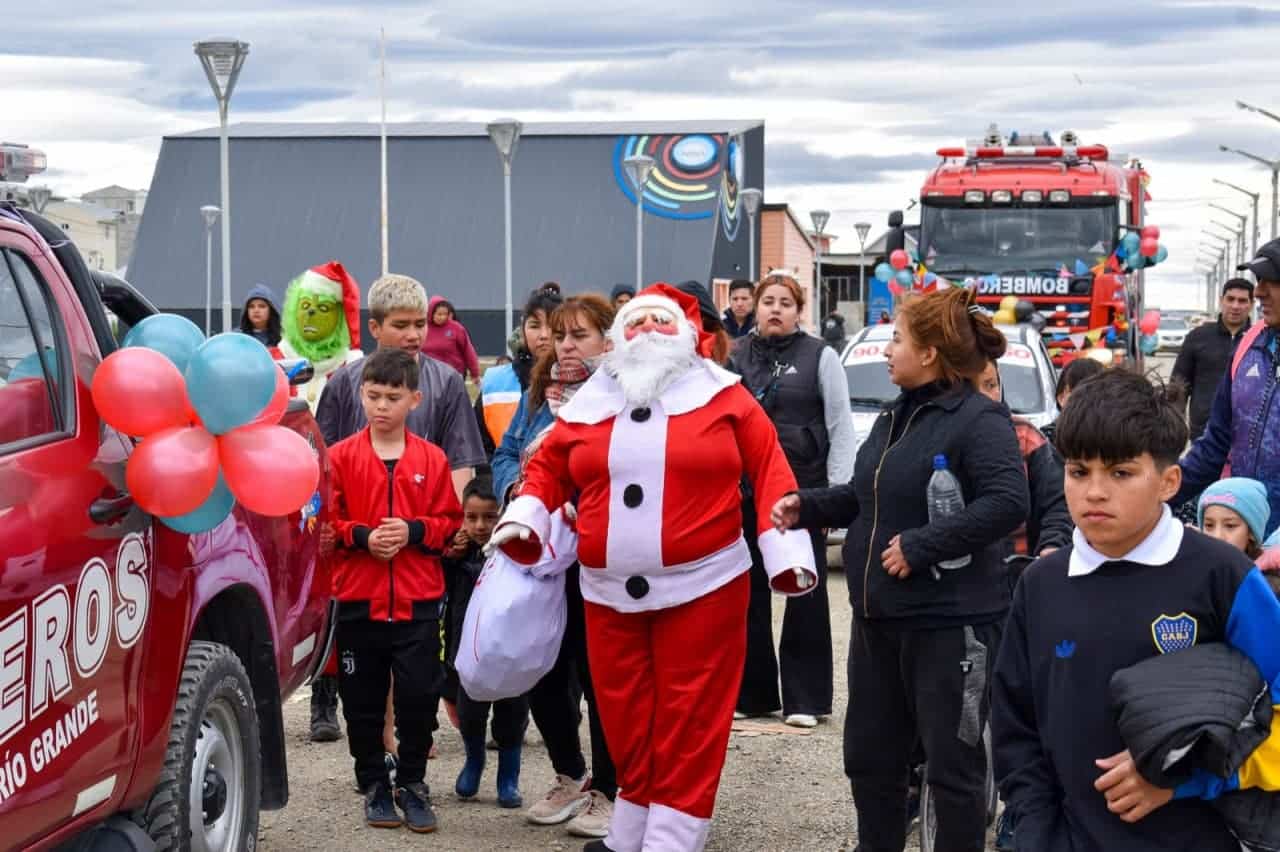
left=526, top=774, right=591, bottom=825
left=732, top=711, right=747, bottom=720
left=784, top=713, right=818, bottom=728
left=565, top=790, right=612, bottom=838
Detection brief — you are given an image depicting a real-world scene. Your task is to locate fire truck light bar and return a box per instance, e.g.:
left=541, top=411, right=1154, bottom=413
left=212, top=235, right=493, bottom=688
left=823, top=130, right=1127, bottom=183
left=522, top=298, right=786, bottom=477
left=937, top=145, right=1109, bottom=161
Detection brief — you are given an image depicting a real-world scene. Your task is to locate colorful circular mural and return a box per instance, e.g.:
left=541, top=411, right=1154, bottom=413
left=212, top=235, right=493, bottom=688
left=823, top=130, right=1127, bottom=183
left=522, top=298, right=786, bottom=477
left=613, top=134, right=725, bottom=222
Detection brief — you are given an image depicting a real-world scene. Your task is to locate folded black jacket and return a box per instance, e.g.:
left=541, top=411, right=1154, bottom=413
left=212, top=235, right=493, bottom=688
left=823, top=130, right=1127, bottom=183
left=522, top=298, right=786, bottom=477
left=1111, top=643, right=1280, bottom=851
left=798, top=381, right=1028, bottom=624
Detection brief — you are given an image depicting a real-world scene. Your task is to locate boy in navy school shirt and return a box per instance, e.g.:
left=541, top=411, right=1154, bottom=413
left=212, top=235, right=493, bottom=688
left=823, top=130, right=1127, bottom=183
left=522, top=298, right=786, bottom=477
left=991, top=369, right=1280, bottom=852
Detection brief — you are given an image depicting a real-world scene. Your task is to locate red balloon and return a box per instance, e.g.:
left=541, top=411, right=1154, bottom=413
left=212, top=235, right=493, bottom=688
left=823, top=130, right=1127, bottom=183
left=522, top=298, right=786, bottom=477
left=219, top=425, right=319, bottom=517
left=1140, top=225, right=1160, bottom=240
left=91, top=348, right=189, bottom=437
left=1139, top=309, right=1161, bottom=336
left=1139, top=237, right=1159, bottom=258
left=126, top=426, right=219, bottom=516
left=248, top=367, right=289, bottom=427
left=890, top=249, right=910, bottom=270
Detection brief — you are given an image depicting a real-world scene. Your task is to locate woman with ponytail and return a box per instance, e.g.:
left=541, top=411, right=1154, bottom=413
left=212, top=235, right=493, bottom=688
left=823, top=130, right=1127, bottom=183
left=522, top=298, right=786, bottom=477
left=772, top=285, right=1029, bottom=852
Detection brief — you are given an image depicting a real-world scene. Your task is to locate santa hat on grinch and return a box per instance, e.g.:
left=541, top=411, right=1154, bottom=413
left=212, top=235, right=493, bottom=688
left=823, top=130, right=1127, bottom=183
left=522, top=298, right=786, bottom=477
left=611, top=282, right=717, bottom=358
left=292, top=261, right=362, bottom=348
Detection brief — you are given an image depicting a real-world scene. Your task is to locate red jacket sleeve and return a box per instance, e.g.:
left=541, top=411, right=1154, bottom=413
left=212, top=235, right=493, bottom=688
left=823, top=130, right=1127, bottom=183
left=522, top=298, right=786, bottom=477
left=328, top=448, right=364, bottom=547
left=410, top=447, right=464, bottom=551
left=497, top=421, right=575, bottom=563
left=460, top=328, right=481, bottom=383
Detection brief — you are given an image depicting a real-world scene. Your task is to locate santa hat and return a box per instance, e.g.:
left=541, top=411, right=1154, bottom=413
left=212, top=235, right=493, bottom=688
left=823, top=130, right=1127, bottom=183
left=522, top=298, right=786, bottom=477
left=614, top=282, right=716, bottom=358
left=293, top=261, right=361, bottom=348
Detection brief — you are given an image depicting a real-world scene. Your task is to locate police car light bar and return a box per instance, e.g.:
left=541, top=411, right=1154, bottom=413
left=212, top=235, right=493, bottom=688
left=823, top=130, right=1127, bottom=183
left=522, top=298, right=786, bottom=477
left=936, top=145, right=1109, bottom=161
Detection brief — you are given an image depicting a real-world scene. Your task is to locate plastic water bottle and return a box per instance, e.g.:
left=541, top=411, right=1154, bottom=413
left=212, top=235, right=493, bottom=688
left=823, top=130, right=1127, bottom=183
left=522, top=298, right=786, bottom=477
left=927, top=454, right=971, bottom=572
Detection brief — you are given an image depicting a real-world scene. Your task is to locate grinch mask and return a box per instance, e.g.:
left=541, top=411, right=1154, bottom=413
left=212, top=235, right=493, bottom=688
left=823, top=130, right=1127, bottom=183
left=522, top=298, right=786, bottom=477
left=297, top=294, right=341, bottom=341
left=281, top=272, right=352, bottom=366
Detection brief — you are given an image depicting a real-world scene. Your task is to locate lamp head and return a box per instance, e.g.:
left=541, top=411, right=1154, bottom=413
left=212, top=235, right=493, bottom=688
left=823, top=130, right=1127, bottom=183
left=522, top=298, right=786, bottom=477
left=486, top=118, right=523, bottom=164
left=194, top=39, right=250, bottom=103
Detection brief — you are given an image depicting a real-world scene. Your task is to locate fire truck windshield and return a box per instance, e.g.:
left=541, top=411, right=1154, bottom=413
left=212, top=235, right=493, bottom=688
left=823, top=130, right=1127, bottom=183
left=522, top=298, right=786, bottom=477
left=920, top=201, right=1118, bottom=278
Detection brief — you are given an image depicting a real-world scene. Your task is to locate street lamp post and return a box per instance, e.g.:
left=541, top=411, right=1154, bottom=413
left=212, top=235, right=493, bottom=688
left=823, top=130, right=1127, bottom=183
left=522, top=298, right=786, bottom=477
left=854, top=221, right=871, bottom=322
left=1206, top=222, right=1239, bottom=264
left=810, top=209, right=830, bottom=330
left=1213, top=178, right=1261, bottom=258
left=200, top=205, right=221, bottom=336
left=1210, top=205, right=1249, bottom=265
left=623, top=155, right=656, bottom=290
left=194, top=38, right=249, bottom=333
left=487, top=118, right=523, bottom=338
left=740, top=188, right=762, bottom=281
left=1219, top=143, right=1280, bottom=240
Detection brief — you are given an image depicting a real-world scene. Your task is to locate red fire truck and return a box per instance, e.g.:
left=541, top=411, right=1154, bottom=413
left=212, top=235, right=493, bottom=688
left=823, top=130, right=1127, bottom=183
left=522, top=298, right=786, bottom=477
left=889, top=126, right=1151, bottom=366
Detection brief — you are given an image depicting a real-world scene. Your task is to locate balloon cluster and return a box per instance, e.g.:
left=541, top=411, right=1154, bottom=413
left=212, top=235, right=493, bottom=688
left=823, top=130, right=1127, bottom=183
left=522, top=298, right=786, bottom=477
left=991, top=296, right=1037, bottom=326
left=91, top=315, right=321, bottom=533
left=1116, top=226, right=1168, bottom=272
left=874, top=249, right=940, bottom=295
left=1137, top=309, right=1161, bottom=355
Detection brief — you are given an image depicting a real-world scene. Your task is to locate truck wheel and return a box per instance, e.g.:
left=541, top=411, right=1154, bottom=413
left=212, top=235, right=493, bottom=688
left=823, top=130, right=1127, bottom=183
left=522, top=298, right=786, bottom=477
left=138, top=641, right=261, bottom=852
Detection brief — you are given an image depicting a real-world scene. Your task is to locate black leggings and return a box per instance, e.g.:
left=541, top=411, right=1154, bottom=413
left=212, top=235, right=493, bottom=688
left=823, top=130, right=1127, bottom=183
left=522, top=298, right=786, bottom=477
left=526, top=564, right=618, bottom=799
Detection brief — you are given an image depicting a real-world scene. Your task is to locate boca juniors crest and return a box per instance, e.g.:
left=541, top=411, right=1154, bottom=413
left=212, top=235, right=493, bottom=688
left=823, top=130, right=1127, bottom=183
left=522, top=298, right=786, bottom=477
left=1150, top=612, right=1198, bottom=654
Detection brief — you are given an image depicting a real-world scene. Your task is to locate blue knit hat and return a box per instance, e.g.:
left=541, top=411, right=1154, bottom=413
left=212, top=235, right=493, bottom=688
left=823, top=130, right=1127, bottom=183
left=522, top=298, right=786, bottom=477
left=244, top=283, right=279, bottom=310
left=1198, top=477, right=1270, bottom=546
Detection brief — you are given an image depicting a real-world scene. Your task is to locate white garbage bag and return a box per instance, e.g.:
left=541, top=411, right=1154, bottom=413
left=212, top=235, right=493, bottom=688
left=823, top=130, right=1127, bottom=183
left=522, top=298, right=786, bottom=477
left=457, top=512, right=577, bottom=700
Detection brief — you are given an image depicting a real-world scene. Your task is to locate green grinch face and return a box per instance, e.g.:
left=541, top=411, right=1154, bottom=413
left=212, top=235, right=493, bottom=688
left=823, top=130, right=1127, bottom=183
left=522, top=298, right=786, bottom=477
left=296, top=294, right=341, bottom=341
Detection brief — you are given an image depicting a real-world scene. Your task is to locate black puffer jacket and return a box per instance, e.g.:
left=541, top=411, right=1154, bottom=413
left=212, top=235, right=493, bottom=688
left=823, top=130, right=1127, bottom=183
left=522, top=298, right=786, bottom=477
left=1111, top=643, right=1280, bottom=852
left=1171, top=317, right=1251, bottom=439
left=798, top=380, right=1029, bottom=624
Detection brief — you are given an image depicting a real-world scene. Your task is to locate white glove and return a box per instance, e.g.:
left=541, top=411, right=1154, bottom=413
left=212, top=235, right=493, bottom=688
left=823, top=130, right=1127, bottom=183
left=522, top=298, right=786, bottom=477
left=793, top=567, right=815, bottom=590
left=484, top=522, right=533, bottom=556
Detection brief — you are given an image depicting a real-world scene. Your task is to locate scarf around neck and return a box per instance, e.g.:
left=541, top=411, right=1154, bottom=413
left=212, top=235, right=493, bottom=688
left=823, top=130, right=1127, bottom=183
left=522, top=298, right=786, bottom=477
left=545, top=356, right=598, bottom=415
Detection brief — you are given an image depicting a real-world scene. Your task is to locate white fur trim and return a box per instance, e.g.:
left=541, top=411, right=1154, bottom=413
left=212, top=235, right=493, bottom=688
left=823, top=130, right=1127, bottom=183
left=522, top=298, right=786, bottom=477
left=580, top=537, right=750, bottom=613
left=559, top=361, right=740, bottom=425
left=295, top=268, right=343, bottom=299
left=605, top=797, right=649, bottom=852
left=605, top=397, right=667, bottom=572
left=613, top=292, right=683, bottom=329
left=495, top=495, right=551, bottom=556
left=644, top=803, right=711, bottom=852
left=758, top=527, right=817, bottom=596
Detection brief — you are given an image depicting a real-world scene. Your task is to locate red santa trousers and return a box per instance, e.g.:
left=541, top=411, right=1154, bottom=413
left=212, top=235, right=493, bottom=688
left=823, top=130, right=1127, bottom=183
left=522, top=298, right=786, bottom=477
left=584, top=572, right=749, bottom=852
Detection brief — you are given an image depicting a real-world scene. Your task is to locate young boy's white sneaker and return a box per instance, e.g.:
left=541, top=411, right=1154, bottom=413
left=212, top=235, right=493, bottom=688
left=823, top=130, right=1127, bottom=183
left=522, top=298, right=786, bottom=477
left=525, top=773, right=590, bottom=825
left=784, top=713, right=818, bottom=728
left=565, top=790, right=612, bottom=838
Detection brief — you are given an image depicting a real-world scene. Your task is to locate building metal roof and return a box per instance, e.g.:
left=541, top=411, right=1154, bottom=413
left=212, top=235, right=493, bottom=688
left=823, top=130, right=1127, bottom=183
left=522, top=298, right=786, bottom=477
left=173, top=120, right=764, bottom=140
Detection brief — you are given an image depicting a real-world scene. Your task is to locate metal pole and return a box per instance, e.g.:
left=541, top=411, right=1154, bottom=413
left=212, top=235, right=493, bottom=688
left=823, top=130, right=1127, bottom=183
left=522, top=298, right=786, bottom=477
left=748, top=216, right=756, bottom=281
left=503, top=164, right=513, bottom=337
left=1254, top=192, right=1261, bottom=256
left=205, top=225, right=213, bottom=336
left=635, top=192, right=644, bottom=290
left=380, top=28, right=389, bottom=276
left=814, top=243, right=823, bottom=330
left=1272, top=166, right=1278, bottom=240
left=218, top=101, right=232, bottom=333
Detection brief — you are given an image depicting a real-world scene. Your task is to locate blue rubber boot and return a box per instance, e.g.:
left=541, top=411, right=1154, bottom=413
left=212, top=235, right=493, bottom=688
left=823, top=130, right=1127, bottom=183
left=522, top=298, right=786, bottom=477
left=496, top=746, right=523, bottom=809
left=454, top=735, right=486, bottom=799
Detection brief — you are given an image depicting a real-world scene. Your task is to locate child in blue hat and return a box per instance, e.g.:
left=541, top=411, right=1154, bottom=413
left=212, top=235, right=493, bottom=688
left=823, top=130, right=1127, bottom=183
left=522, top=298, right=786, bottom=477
left=1199, top=477, right=1280, bottom=589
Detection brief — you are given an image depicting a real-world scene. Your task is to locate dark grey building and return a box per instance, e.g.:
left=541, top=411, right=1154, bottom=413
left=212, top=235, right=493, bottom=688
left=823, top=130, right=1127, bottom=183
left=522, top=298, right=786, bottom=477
left=130, top=120, right=765, bottom=353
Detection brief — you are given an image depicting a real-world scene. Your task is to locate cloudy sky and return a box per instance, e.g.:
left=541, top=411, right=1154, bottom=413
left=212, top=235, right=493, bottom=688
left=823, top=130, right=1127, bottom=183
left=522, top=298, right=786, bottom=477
left=6, top=0, right=1280, bottom=308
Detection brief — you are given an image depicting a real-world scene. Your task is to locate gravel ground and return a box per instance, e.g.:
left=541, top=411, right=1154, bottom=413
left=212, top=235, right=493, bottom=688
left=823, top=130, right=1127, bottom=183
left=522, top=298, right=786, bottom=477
left=257, top=569, right=1009, bottom=851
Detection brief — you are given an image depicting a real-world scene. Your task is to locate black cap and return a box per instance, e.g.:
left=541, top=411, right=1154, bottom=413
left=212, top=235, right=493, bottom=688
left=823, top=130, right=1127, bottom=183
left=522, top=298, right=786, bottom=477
left=1237, top=238, right=1280, bottom=281
left=675, top=280, right=721, bottom=330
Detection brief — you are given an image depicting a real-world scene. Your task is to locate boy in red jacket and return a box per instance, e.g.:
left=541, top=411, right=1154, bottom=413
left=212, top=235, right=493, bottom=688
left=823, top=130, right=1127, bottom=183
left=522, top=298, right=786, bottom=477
left=329, top=348, right=463, bottom=833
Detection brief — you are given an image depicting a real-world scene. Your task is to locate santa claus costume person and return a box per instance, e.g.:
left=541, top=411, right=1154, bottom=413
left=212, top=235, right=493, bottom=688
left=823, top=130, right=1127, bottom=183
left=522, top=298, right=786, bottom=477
left=278, top=260, right=365, bottom=409
left=491, top=284, right=816, bottom=852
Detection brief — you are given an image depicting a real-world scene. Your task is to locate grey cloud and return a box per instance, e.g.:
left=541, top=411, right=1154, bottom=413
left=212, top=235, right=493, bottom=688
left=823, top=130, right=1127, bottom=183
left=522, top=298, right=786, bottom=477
left=766, top=143, right=937, bottom=185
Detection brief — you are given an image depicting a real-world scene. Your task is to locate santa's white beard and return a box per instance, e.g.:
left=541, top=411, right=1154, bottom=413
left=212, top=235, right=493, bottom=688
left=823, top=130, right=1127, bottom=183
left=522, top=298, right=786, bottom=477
left=605, top=323, right=701, bottom=407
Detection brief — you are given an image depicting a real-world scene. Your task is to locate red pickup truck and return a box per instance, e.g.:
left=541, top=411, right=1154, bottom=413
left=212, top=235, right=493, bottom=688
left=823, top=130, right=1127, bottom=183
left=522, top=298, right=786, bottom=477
left=0, top=205, right=333, bottom=851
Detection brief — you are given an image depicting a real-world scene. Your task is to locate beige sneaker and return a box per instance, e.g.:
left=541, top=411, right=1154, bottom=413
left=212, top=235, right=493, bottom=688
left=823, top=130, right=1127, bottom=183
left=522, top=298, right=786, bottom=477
left=566, top=790, right=612, bottom=838
left=784, top=713, right=818, bottom=728
left=525, top=774, right=590, bottom=825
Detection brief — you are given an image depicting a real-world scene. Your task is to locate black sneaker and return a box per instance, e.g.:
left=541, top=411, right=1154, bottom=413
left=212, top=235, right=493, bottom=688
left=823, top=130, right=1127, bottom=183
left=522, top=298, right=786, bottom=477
left=364, top=782, right=402, bottom=829
left=396, top=782, right=439, bottom=834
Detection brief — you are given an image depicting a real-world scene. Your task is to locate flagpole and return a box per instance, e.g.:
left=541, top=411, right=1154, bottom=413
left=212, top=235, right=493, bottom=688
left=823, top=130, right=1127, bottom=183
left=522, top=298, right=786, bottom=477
left=379, top=27, right=389, bottom=276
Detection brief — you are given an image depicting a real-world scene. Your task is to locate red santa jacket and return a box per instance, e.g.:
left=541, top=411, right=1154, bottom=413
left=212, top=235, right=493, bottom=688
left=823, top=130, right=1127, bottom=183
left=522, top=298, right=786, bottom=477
left=498, top=361, right=815, bottom=612
left=329, top=428, right=462, bottom=620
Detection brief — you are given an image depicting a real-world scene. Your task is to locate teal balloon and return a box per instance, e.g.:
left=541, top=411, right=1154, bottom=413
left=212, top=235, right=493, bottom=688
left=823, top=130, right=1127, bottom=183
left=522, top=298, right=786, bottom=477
left=123, top=314, right=206, bottom=374
left=184, top=333, right=277, bottom=435
left=160, top=475, right=234, bottom=533
left=1154, top=245, right=1168, bottom=264
left=1121, top=232, right=1141, bottom=256
left=875, top=262, right=893, bottom=283
left=9, top=347, right=56, bottom=380
left=894, top=269, right=915, bottom=287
